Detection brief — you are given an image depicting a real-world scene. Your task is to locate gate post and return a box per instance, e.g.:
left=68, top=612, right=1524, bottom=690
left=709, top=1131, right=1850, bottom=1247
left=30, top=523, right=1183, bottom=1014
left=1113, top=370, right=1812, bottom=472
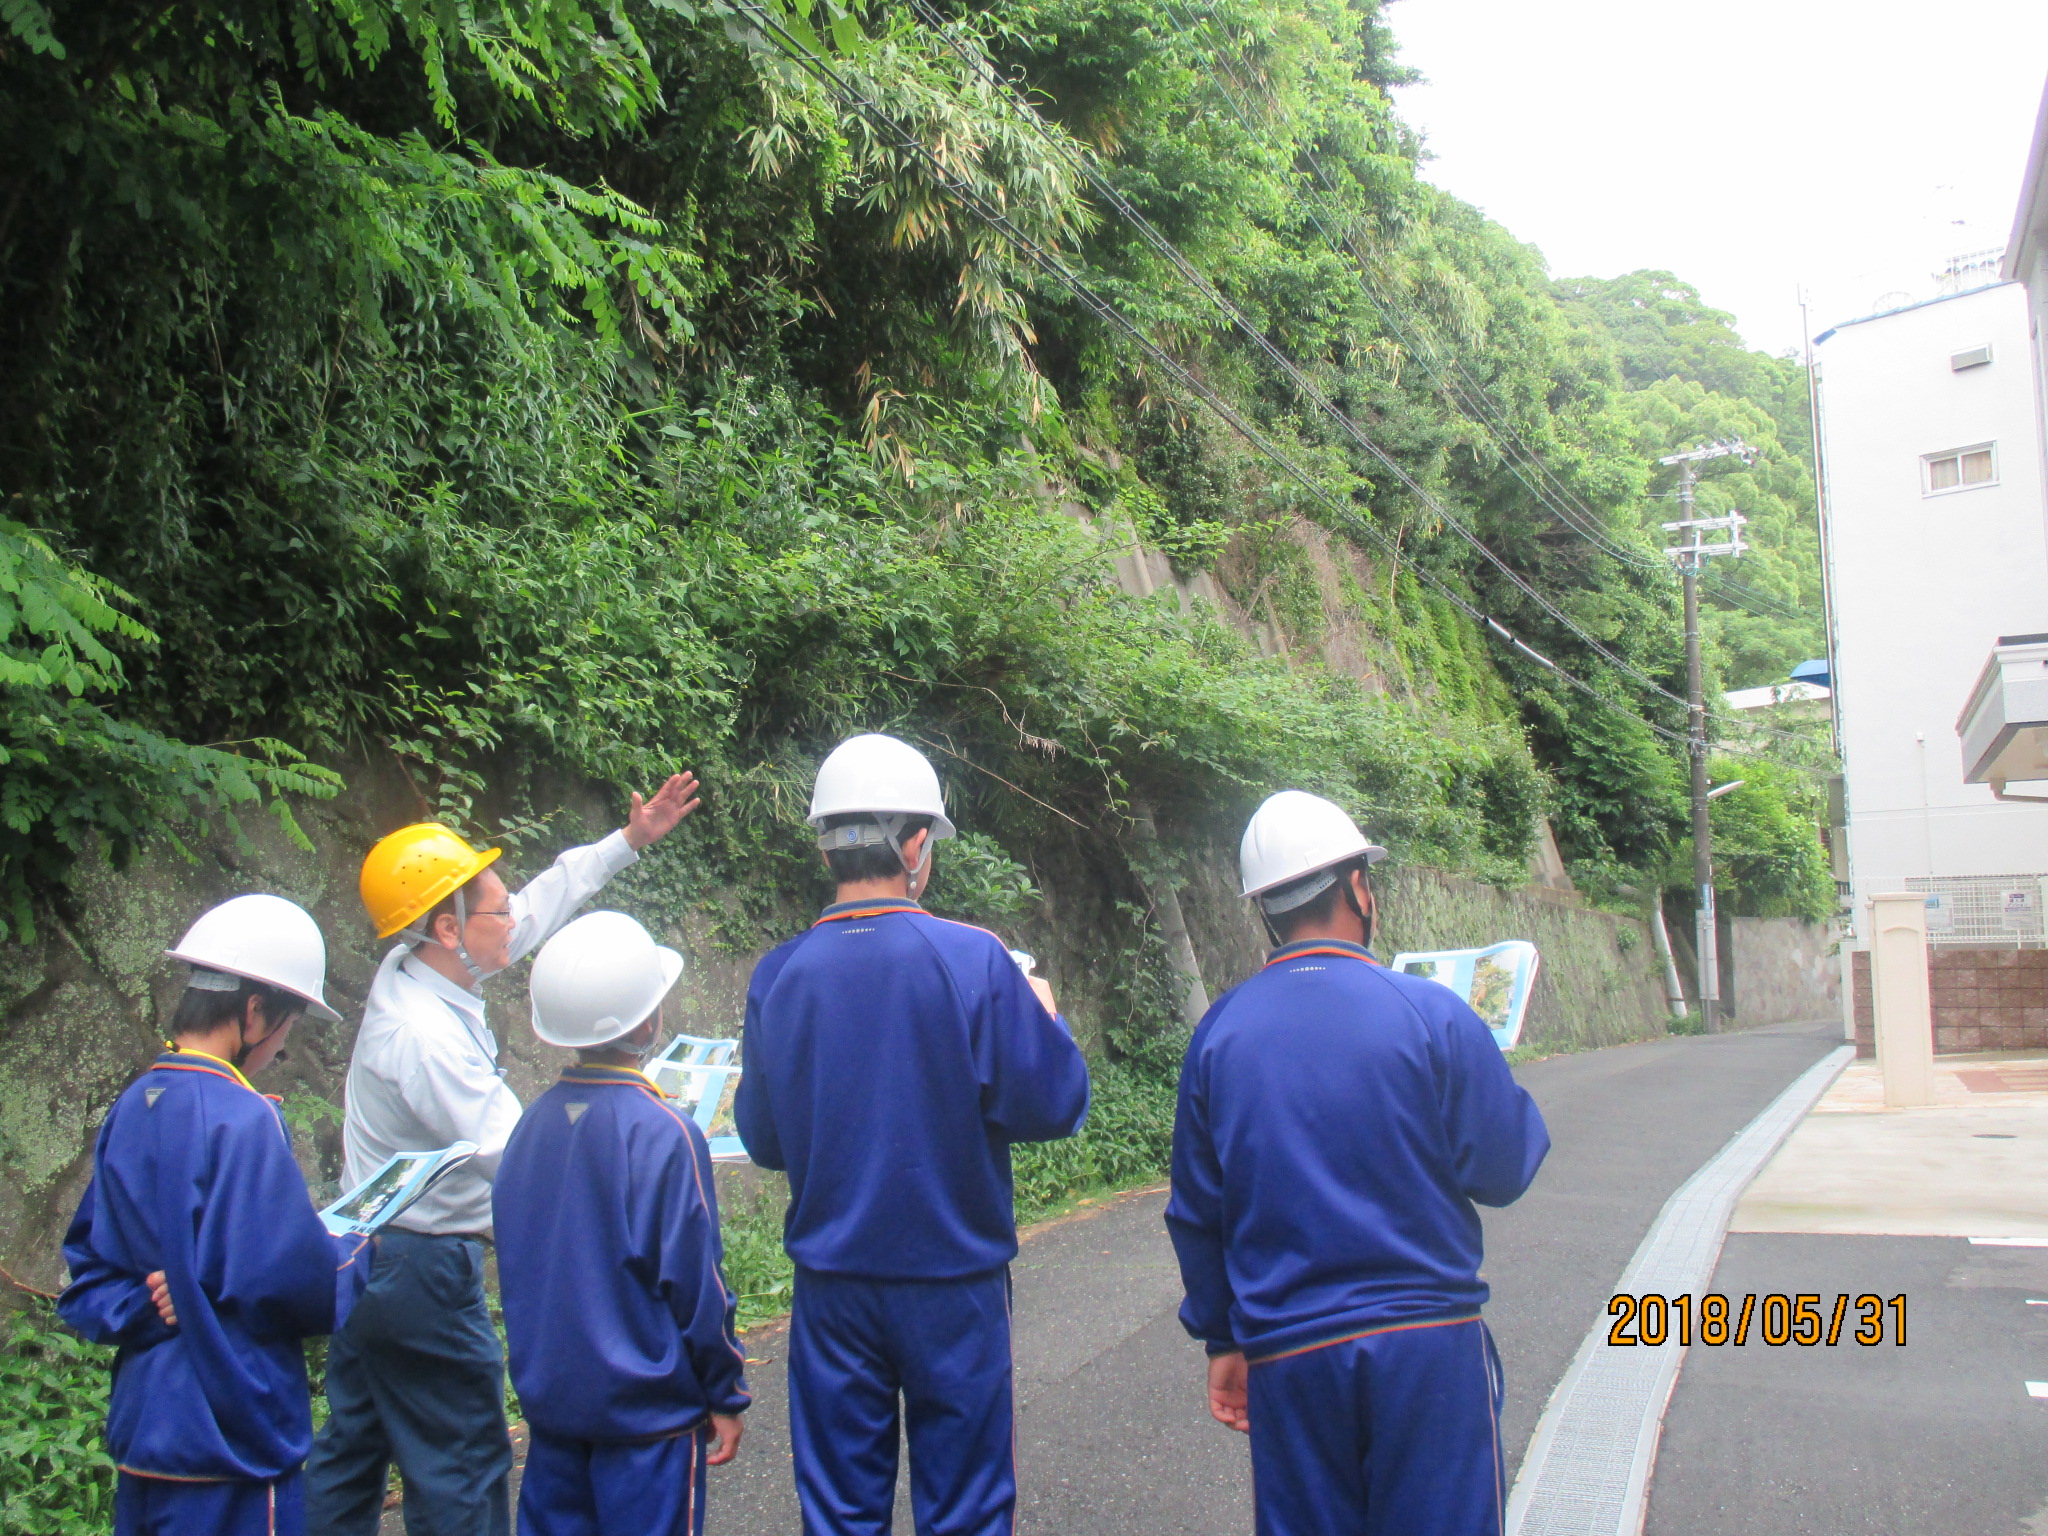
left=1868, top=892, right=1934, bottom=1107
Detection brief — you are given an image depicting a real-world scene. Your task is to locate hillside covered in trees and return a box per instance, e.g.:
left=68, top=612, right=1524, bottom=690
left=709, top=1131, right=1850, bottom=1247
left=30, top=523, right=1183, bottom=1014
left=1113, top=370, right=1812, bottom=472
left=0, top=0, right=1834, bottom=948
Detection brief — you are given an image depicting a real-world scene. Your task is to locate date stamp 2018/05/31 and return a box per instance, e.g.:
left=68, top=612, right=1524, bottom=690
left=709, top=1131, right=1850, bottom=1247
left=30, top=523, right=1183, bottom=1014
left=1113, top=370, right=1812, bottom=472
left=1606, top=1293, right=1906, bottom=1347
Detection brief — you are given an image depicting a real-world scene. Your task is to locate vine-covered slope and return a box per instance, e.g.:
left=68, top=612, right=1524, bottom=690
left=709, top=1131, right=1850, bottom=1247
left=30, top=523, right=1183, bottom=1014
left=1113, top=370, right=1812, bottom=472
left=0, top=0, right=1831, bottom=938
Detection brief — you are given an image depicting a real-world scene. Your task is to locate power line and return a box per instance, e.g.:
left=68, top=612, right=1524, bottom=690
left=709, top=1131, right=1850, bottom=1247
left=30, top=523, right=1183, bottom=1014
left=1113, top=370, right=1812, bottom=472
left=1162, top=0, right=1833, bottom=658
left=1154, top=0, right=1663, bottom=572
left=905, top=0, right=1697, bottom=718
left=732, top=1, right=1693, bottom=747
left=1125, top=1, right=1821, bottom=744
left=1701, top=574, right=1805, bottom=621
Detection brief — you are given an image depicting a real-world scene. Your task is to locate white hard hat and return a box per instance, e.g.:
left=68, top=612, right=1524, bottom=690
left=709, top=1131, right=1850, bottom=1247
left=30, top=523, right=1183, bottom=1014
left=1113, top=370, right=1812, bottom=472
left=166, top=894, right=342, bottom=1023
left=1239, top=791, right=1388, bottom=909
left=807, top=733, right=956, bottom=840
left=529, top=911, right=685, bottom=1049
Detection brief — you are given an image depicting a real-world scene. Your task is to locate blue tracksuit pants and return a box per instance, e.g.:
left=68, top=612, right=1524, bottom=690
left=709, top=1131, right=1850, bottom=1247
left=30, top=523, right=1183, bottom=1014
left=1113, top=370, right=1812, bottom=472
left=305, top=1232, right=512, bottom=1536
left=116, top=1469, right=303, bottom=1535
left=518, top=1426, right=708, bottom=1536
left=788, top=1268, right=1014, bottom=1536
left=1247, top=1316, right=1505, bottom=1536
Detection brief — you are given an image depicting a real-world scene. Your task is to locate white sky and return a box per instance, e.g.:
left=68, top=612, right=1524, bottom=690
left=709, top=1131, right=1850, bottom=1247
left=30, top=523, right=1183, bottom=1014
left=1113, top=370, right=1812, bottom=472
left=1388, top=0, right=2048, bottom=357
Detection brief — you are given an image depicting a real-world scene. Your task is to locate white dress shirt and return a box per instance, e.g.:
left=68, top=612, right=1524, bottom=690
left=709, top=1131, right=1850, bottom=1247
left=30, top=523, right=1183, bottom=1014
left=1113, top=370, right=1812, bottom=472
left=340, top=831, right=640, bottom=1235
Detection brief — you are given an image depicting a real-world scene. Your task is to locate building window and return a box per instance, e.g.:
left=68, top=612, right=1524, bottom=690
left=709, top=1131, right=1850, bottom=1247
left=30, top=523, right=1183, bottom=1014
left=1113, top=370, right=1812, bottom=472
left=1924, top=443, right=1997, bottom=495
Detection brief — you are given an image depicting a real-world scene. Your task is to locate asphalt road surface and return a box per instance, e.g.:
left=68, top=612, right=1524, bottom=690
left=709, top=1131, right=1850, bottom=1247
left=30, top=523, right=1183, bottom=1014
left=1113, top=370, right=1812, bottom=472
left=688, top=1018, right=1846, bottom=1535
left=1648, top=1234, right=2048, bottom=1534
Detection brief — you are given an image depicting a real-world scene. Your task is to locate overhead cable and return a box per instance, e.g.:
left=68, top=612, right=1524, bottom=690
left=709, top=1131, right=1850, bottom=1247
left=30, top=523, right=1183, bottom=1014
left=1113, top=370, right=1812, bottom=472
left=1138, top=0, right=1821, bottom=742
left=905, top=0, right=1696, bottom=717
left=1156, top=0, right=1661, bottom=571
left=732, top=1, right=1692, bottom=746
left=1166, top=0, right=1832, bottom=688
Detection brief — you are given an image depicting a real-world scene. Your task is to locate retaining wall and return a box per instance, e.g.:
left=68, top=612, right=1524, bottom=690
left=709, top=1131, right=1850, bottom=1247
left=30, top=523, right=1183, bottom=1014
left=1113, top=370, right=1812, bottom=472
left=0, top=774, right=1672, bottom=1292
left=1727, top=916, right=1840, bottom=1026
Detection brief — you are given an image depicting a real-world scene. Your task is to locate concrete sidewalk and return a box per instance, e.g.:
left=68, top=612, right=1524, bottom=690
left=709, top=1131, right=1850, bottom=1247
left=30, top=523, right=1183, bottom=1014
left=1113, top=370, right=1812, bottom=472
left=1733, top=1050, right=2048, bottom=1238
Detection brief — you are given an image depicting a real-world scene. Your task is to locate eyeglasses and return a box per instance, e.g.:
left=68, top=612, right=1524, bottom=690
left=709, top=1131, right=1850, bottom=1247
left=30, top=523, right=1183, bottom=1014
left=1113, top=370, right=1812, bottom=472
left=466, top=909, right=514, bottom=922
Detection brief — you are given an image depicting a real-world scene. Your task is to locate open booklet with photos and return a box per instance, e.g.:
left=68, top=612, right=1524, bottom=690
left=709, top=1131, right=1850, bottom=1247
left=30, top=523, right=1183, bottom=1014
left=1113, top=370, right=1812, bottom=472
left=1387, top=940, right=1541, bottom=1052
left=320, top=1141, right=480, bottom=1237
left=645, top=1034, right=749, bottom=1162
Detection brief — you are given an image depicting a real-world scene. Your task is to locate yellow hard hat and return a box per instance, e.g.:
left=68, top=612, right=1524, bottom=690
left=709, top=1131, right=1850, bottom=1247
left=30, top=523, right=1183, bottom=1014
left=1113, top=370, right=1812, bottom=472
left=360, top=823, right=503, bottom=939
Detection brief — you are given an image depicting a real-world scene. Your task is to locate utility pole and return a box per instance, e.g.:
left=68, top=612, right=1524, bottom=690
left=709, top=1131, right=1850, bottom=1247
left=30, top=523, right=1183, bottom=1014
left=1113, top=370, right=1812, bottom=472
left=1661, top=439, right=1754, bottom=1032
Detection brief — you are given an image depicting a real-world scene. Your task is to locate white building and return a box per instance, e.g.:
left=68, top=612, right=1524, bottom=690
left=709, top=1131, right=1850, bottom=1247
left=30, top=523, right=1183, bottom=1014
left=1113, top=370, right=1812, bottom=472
left=1814, top=279, right=2048, bottom=944
left=1955, top=85, right=2048, bottom=808
left=2005, top=86, right=2048, bottom=441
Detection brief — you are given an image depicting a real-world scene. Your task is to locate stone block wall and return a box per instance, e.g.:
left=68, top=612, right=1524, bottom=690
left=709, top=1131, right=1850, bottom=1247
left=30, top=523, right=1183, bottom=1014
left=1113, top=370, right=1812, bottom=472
left=1372, top=868, right=1669, bottom=1055
left=1849, top=946, right=2048, bottom=1056
left=1727, top=916, right=1839, bottom=1026
left=0, top=766, right=1674, bottom=1291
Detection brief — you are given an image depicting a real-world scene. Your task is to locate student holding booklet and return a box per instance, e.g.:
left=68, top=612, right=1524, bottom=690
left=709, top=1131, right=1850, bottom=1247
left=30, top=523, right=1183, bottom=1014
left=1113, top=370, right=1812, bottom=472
left=59, top=895, right=369, bottom=1536
left=493, top=911, right=750, bottom=1536
left=1168, top=792, right=1550, bottom=1536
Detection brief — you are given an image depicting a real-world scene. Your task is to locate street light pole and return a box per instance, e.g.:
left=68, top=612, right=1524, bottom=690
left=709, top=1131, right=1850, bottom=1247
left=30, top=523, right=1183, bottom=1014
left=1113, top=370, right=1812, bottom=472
left=1661, top=440, right=1754, bottom=1032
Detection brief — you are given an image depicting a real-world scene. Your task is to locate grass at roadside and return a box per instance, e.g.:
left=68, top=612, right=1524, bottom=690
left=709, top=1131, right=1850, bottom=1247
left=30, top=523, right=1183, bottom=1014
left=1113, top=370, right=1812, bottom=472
left=1504, top=1021, right=1676, bottom=1069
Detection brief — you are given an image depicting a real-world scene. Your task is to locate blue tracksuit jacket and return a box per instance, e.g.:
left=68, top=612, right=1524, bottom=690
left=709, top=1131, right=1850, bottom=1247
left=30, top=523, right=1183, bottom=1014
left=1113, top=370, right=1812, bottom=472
left=1166, top=939, right=1550, bottom=1360
left=494, top=1065, right=751, bottom=1441
left=734, top=899, right=1091, bottom=1278
left=59, top=1049, right=366, bottom=1482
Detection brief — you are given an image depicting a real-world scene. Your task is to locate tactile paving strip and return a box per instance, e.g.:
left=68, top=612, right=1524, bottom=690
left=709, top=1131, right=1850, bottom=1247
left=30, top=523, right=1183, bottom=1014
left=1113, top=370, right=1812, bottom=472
left=1505, top=1045, right=1855, bottom=1536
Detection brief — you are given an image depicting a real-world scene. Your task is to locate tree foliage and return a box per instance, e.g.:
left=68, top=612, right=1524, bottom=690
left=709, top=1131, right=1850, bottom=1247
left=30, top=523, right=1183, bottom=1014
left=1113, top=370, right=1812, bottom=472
left=1557, top=271, right=1828, bottom=689
left=0, top=0, right=1828, bottom=942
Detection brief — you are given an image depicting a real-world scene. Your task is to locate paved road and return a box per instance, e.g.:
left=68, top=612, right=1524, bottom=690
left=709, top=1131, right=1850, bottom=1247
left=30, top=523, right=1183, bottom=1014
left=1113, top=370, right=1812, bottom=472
left=696, top=1018, right=1844, bottom=1534
left=1481, top=1019, right=1841, bottom=1475
left=1649, top=1233, right=2048, bottom=1534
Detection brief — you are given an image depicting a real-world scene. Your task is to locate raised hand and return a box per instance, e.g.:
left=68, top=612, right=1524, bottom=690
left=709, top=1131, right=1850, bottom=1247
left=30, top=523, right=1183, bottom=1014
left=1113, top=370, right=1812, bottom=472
left=622, top=772, right=702, bottom=851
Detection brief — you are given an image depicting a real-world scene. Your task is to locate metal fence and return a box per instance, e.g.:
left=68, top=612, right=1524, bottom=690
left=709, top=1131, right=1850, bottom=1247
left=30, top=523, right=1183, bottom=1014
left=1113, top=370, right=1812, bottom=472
left=1903, top=873, right=2048, bottom=947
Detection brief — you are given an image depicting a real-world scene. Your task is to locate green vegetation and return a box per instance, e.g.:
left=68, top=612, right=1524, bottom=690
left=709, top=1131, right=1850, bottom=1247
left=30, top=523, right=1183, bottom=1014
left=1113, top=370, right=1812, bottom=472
left=0, top=6, right=1841, bottom=1515
left=0, top=0, right=1835, bottom=941
left=1559, top=271, right=1828, bottom=689
left=0, top=1299, right=115, bottom=1536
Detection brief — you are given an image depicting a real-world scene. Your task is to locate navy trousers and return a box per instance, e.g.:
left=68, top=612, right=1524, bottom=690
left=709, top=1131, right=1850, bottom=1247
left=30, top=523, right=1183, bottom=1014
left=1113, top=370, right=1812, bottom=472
left=116, top=1469, right=303, bottom=1536
left=1246, top=1316, right=1505, bottom=1536
left=304, top=1231, right=512, bottom=1536
left=787, top=1267, right=1014, bottom=1536
left=518, top=1426, right=708, bottom=1536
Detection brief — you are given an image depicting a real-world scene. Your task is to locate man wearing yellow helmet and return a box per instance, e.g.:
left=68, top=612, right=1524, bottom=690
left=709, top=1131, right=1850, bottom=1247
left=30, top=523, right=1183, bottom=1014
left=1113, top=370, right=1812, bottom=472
left=305, top=773, right=701, bottom=1536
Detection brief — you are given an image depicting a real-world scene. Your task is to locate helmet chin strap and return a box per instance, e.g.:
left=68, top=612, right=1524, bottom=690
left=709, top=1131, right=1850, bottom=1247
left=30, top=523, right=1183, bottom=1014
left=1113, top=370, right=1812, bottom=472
left=878, top=813, right=933, bottom=885
left=1258, top=861, right=1373, bottom=949
left=233, top=998, right=299, bottom=1067
left=451, top=885, right=490, bottom=986
left=1343, top=876, right=1376, bottom=951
